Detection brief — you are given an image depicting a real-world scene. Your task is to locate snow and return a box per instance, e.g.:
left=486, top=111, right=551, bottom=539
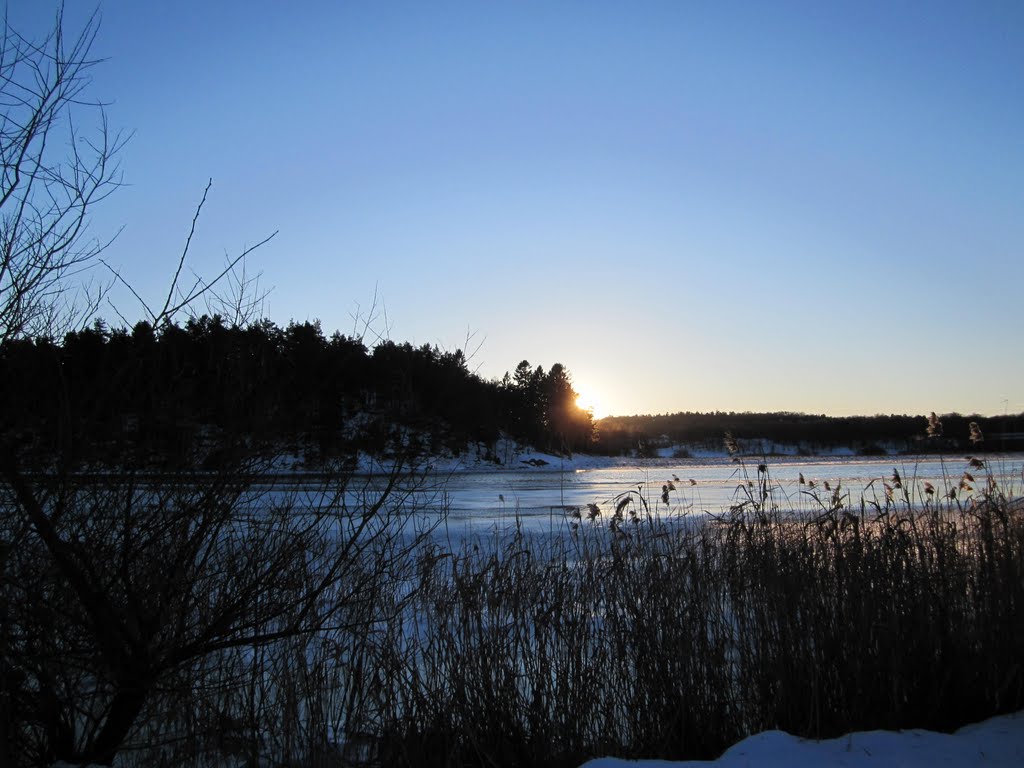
left=578, top=711, right=1024, bottom=768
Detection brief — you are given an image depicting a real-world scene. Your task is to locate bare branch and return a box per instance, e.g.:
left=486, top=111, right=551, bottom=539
left=158, top=178, right=210, bottom=323
left=155, top=228, right=277, bottom=326
left=99, top=257, right=155, bottom=322
left=0, top=6, right=125, bottom=343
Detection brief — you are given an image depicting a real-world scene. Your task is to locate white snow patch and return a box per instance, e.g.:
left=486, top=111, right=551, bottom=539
left=578, top=711, right=1024, bottom=767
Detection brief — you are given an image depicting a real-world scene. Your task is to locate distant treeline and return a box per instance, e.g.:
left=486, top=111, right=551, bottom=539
left=0, top=316, right=594, bottom=465
left=597, top=411, right=1024, bottom=455
left=5, top=316, right=1016, bottom=464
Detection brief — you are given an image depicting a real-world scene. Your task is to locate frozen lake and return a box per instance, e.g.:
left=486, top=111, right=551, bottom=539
left=390, top=453, right=1024, bottom=537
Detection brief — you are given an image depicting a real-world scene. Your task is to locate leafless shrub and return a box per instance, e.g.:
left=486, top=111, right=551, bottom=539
left=0, top=452, right=430, bottom=766
left=0, top=6, right=127, bottom=344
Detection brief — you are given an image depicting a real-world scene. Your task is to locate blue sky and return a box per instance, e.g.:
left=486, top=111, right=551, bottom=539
left=12, top=1, right=1023, bottom=417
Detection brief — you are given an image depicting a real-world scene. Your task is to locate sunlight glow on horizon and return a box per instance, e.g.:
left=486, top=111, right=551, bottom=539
left=575, top=389, right=607, bottom=421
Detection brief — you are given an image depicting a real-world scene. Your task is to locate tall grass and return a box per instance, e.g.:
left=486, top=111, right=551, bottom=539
left=101, top=456, right=1024, bottom=766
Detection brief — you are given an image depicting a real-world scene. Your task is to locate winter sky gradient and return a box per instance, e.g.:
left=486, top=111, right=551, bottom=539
left=11, top=1, right=1023, bottom=418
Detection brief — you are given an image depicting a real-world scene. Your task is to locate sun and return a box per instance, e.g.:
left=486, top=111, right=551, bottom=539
left=575, top=388, right=607, bottom=420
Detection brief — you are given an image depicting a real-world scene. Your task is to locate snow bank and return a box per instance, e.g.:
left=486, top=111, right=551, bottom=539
left=579, top=711, right=1024, bottom=767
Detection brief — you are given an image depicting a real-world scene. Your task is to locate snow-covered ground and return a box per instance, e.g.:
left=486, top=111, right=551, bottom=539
left=579, top=711, right=1024, bottom=767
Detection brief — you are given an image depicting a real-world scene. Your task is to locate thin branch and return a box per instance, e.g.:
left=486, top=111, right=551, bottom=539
left=99, top=257, right=155, bottom=322
left=159, top=178, right=210, bottom=323
left=157, top=230, right=277, bottom=325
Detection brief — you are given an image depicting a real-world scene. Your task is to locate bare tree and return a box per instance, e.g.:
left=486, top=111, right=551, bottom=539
left=0, top=9, right=424, bottom=767
left=0, top=5, right=126, bottom=343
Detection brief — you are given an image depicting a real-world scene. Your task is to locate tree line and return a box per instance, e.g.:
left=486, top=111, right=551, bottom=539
left=597, top=410, right=1023, bottom=455
left=0, top=314, right=596, bottom=468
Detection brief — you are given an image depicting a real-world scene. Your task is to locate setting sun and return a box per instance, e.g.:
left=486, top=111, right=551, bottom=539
left=575, top=389, right=606, bottom=420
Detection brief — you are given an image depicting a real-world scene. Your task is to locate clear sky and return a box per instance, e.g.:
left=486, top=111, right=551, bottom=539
left=11, top=1, right=1023, bottom=418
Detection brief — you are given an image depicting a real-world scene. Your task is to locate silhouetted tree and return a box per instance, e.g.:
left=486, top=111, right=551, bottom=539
left=543, top=363, right=593, bottom=453
left=0, top=6, right=126, bottom=344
